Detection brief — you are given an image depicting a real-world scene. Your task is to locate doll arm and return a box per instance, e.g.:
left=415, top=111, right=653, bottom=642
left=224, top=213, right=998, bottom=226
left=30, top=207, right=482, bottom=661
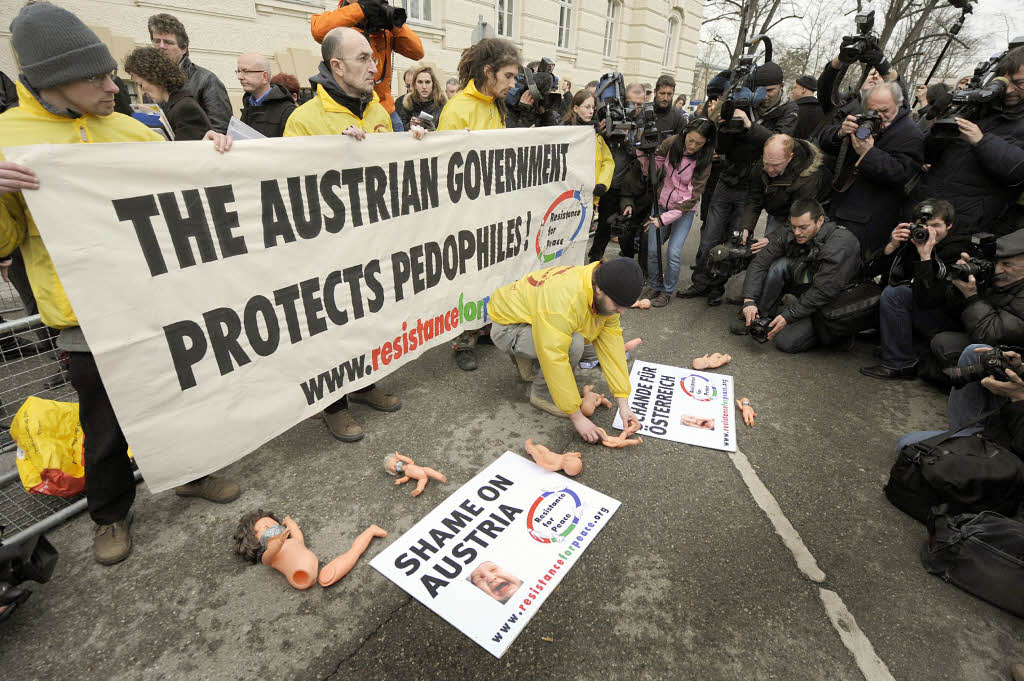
left=396, top=453, right=414, bottom=464
left=282, top=516, right=305, bottom=544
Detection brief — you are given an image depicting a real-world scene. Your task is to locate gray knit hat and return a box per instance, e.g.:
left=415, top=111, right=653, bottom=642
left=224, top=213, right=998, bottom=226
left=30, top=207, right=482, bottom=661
left=10, top=3, right=117, bottom=89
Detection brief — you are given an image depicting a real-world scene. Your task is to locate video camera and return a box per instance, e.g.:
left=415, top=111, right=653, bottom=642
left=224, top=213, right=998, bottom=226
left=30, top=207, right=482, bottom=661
left=948, top=232, right=997, bottom=285
left=838, top=10, right=882, bottom=66
left=357, top=0, right=406, bottom=33
left=910, top=203, right=935, bottom=244
left=507, top=58, right=563, bottom=127
left=633, top=101, right=667, bottom=151
left=717, top=55, right=758, bottom=135
left=706, top=230, right=755, bottom=279
left=593, top=72, right=636, bottom=145
left=944, top=345, right=1022, bottom=387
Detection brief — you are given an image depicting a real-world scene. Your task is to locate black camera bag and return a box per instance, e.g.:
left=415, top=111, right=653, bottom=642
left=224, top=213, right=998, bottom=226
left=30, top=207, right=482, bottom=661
left=921, top=511, right=1024, bottom=617
left=884, top=413, right=1024, bottom=524
left=812, top=280, right=881, bottom=341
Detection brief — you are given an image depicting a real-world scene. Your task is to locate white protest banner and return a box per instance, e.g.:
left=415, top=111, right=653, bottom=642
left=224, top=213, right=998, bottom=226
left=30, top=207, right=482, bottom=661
left=370, top=452, right=620, bottom=658
left=5, top=127, right=594, bottom=491
left=613, top=360, right=736, bottom=451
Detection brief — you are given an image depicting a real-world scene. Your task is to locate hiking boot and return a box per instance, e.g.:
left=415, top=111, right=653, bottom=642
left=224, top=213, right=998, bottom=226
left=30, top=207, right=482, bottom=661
left=94, top=513, right=133, bottom=566
left=676, top=285, right=706, bottom=299
left=455, top=348, right=477, bottom=371
left=641, top=286, right=655, bottom=300
left=529, top=382, right=569, bottom=419
left=321, top=408, right=365, bottom=442
left=348, top=386, right=401, bottom=412
left=651, top=292, right=671, bottom=308
left=175, top=475, right=241, bottom=503
left=729, top=319, right=750, bottom=336
left=510, top=354, right=538, bottom=382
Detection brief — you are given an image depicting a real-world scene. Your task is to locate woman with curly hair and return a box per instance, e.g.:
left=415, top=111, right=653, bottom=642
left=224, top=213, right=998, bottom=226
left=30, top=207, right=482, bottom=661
left=124, top=46, right=210, bottom=140
left=398, top=65, right=446, bottom=131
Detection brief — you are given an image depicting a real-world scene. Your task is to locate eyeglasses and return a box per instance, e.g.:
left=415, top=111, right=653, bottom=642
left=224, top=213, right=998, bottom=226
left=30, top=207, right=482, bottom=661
left=234, top=69, right=267, bottom=75
left=1009, top=77, right=1024, bottom=90
left=82, top=69, right=117, bottom=86
left=339, top=55, right=376, bottom=66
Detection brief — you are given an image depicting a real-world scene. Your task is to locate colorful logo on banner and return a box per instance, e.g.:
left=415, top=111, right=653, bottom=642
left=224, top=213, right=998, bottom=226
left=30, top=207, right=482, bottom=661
left=535, top=190, right=587, bottom=264
left=680, top=374, right=718, bottom=402
left=526, top=488, right=582, bottom=543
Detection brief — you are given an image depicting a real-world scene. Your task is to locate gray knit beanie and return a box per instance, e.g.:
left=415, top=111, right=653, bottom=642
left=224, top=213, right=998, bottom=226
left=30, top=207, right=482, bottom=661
left=10, top=3, right=117, bottom=89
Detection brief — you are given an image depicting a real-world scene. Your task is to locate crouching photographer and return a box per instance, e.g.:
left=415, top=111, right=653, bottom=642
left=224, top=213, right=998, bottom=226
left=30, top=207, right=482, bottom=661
left=928, top=229, right=1024, bottom=366
left=733, top=199, right=861, bottom=352
left=860, top=200, right=971, bottom=379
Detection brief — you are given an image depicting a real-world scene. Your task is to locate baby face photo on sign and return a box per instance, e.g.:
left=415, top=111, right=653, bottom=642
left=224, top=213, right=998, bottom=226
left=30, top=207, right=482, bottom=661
left=468, top=560, right=523, bottom=604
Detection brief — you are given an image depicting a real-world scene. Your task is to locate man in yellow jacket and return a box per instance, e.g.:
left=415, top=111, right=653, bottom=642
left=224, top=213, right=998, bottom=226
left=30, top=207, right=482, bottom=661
left=489, top=258, right=643, bottom=443
left=0, top=4, right=241, bottom=566
left=286, top=27, right=406, bottom=442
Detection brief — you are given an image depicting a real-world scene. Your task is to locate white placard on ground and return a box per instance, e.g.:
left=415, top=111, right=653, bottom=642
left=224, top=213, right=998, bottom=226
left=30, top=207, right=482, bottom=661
left=613, top=359, right=736, bottom=451
left=370, top=452, right=621, bottom=658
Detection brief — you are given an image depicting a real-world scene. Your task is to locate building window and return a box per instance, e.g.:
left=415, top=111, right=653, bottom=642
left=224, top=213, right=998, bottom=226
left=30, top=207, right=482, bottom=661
left=557, top=0, right=573, bottom=50
left=603, top=1, right=619, bottom=59
left=399, top=0, right=431, bottom=23
left=662, top=14, right=680, bottom=68
left=496, top=0, right=514, bottom=38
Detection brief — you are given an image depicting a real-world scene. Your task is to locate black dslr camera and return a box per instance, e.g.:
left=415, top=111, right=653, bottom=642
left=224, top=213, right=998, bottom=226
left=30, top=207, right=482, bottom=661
left=357, top=0, right=406, bottom=33
left=706, top=230, right=755, bottom=279
left=944, top=346, right=1020, bottom=387
left=854, top=110, right=882, bottom=139
left=910, top=204, right=935, bottom=244
left=948, top=232, right=997, bottom=284
left=839, top=10, right=881, bottom=64
left=748, top=316, right=773, bottom=343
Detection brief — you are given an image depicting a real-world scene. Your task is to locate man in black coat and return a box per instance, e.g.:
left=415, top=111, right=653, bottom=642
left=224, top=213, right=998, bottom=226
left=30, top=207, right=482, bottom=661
left=860, top=199, right=971, bottom=379
left=913, top=47, right=1024, bottom=233
left=237, top=52, right=296, bottom=137
left=652, top=74, right=687, bottom=137
left=148, top=13, right=232, bottom=134
left=791, top=74, right=823, bottom=140
left=679, top=62, right=799, bottom=305
left=819, top=81, right=924, bottom=256
left=733, top=198, right=861, bottom=352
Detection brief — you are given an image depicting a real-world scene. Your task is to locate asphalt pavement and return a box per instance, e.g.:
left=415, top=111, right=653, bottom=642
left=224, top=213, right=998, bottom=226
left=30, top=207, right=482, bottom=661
left=1, top=233, right=1022, bottom=681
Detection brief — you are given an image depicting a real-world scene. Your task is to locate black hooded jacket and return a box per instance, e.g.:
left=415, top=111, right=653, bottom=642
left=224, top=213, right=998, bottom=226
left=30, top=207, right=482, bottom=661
left=739, top=138, right=832, bottom=232
left=240, top=83, right=296, bottom=138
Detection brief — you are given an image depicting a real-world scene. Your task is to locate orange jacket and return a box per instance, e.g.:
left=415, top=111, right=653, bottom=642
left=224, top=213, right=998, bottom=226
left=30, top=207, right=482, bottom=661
left=311, top=1, right=424, bottom=114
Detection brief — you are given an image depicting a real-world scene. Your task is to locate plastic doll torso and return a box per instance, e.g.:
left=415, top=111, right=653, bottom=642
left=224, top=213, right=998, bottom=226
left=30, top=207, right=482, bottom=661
left=268, top=537, right=319, bottom=590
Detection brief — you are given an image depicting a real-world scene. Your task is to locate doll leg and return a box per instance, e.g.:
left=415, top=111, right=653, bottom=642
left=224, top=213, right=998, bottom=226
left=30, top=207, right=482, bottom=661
left=423, top=467, right=447, bottom=483
left=318, top=525, right=388, bottom=587
left=411, top=478, right=428, bottom=497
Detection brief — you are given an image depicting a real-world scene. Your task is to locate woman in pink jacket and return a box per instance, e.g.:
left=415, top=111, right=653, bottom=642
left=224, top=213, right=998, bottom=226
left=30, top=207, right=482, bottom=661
left=643, top=117, right=716, bottom=307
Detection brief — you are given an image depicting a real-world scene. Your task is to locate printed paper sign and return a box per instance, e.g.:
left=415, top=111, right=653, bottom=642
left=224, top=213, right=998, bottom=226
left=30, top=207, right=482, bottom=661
left=4, top=127, right=593, bottom=491
left=613, top=360, right=736, bottom=451
left=370, top=452, right=620, bottom=658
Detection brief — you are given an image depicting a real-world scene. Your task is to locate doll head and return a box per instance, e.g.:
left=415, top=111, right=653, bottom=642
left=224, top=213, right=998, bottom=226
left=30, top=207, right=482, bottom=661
left=384, top=453, right=404, bottom=476
left=233, top=509, right=281, bottom=564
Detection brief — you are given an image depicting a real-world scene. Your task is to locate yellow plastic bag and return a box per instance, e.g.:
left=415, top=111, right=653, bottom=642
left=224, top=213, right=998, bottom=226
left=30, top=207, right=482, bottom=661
left=12, top=397, right=85, bottom=497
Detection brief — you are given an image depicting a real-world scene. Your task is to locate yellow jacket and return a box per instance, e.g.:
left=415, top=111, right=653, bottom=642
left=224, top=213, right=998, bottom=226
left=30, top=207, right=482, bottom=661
left=0, top=82, right=163, bottom=329
left=488, top=262, right=630, bottom=414
left=437, top=80, right=504, bottom=131
left=284, top=84, right=393, bottom=137
left=595, top=133, right=614, bottom=189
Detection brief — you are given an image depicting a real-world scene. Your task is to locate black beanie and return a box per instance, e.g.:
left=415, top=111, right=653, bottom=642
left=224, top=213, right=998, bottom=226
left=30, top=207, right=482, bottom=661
left=10, top=3, right=117, bottom=89
left=594, top=258, right=643, bottom=308
left=752, top=62, right=784, bottom=87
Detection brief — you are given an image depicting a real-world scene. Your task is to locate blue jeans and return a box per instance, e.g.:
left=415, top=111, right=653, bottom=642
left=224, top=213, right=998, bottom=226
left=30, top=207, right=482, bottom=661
left=648, top=210, right=696, bottom=294
left=879, top=285, right=960, bottom=369
left=897, top=343, right=1001, bottom=448
left=390, top=110, right=404, bottom=132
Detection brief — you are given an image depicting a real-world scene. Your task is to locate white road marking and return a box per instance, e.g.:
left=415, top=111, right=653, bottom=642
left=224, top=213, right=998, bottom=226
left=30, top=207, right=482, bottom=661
left=731, top=448, right=896, bottom=681
left=728, top=449, right=826, bottom=582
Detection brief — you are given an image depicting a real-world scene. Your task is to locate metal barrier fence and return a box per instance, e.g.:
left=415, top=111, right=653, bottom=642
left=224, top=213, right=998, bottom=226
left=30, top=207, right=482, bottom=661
left=0, top=309, right=80, bottom=548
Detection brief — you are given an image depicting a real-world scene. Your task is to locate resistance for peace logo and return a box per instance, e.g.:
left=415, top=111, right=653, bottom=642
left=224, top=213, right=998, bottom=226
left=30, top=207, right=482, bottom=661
left=526, top=488, right=582, bottom=543
left=680, top=374, right=717, bottom=402
left=535, top=190, right=587, bottom=264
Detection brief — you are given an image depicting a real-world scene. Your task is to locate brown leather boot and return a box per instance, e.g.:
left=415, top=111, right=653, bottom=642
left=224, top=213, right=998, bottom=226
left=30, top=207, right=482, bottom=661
left=322, top=408, right=365, bottom=442
left=93, top=512, right=133, bottom=566
left=175, top=476, right=241, bottom=503
left=348, top=387, right=401, bottom=412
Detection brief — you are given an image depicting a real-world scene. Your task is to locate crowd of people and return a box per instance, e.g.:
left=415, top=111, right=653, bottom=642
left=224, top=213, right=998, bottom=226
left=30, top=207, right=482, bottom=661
left=0, top=2, right=1022, bottom=634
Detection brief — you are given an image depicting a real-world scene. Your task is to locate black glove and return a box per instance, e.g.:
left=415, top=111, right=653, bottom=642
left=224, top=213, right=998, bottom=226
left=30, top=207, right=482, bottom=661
left=594, top=184, right=608, bottom=197
left=838, top=36, right=862, bottom=65
left=860, top=47, right=884, bottom=68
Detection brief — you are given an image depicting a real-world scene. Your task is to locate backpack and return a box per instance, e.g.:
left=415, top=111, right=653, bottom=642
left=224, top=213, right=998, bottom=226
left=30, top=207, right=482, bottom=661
left=884, top=415, right=1024, bottom=524
left=921, top=511, right=1024, bottom=617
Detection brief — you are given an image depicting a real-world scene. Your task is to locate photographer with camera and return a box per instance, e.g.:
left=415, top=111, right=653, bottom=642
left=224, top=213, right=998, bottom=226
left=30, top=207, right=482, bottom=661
left=311, top=0, right=425, bottom=132
left=738, top=134, right=832, bottom=241
left=640, top=118, right=716, bottom=307
left=913, top=47, right=1024, bottom=233
left=926, top=230, right=1024, bottom=369
left=679, top=62, right=799, bottom=306
left=505, top=59, right=564, bottom=129
left=860, top=199, right=972, bottom=380
left=732, top=199, right=861, bottom=352
left=819, top=81, right=924, bottom=256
